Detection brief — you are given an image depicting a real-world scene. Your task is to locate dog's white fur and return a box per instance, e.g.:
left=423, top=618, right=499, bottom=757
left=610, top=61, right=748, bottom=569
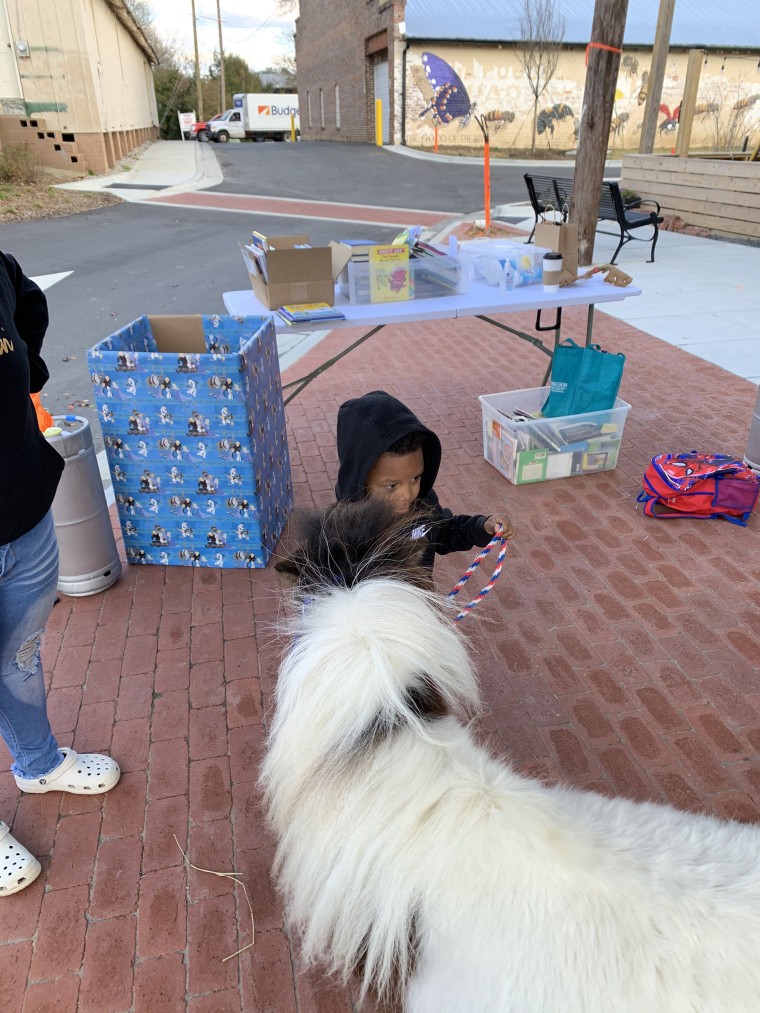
left=261, top=577, right=760, bottom=1012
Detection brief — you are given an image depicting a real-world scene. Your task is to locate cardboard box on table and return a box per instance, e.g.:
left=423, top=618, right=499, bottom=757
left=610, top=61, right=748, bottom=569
left=241, top=234, right=352, bottom=308
left=87, top=315, right=293, bottom=568
left=480, top=387, right=631, bottom=486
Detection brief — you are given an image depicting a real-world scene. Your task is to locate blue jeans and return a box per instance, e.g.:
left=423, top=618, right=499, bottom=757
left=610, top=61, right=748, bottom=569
left=0, top=512, right=63, bottom=779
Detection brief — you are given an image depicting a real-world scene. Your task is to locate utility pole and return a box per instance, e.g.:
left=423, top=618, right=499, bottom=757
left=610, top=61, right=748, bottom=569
left=190, top=0, right=203, bottom=120
left=570, top=0, right=629, bottom=267
left=216, top=0, right=227, bottom=112
left=638, top=0, right=676, bottom=154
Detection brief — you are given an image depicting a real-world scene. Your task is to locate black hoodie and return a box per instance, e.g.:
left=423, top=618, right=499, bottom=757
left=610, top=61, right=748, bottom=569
left=335, top=390, right=490, bottom=568
left=0, top=252, right=64, bottom=546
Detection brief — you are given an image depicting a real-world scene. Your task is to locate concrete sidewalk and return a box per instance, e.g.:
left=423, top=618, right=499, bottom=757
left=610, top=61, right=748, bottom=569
left=58, top=139, right=222, bottom=201
left=486, top=204, right=760, bottom=383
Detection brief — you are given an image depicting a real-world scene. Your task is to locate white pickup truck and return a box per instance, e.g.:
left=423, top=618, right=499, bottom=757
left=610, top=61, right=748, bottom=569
left=206, top=93, right=300, bottom=143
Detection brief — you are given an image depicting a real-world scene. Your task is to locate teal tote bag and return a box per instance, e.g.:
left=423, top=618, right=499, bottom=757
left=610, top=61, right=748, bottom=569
left=542, top=339, right=625, bottom=418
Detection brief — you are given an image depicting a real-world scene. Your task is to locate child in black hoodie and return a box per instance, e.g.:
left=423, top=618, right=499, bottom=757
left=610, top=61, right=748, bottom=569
left=335, top=390, right=514, bottom=570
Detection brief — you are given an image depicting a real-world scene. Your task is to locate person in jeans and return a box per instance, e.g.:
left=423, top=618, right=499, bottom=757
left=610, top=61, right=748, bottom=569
left=0, top=251, right=120, bottom=896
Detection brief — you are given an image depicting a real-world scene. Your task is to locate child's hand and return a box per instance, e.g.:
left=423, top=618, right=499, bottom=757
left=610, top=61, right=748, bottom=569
left=485, top=514, right=514, bottom=539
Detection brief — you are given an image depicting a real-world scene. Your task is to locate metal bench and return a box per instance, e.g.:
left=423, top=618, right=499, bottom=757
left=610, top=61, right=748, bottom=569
left=523, top=173, right=573, bottom=241
left=523, top=172, right=663, bottom=263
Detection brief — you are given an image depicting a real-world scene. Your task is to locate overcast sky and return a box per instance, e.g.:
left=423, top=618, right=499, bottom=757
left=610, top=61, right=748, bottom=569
left=149, top=0, right=297, bottom=72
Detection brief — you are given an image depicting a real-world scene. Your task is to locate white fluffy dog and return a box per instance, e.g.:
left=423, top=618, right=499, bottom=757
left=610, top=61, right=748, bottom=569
left=261, top=501, right=760, bottom=1012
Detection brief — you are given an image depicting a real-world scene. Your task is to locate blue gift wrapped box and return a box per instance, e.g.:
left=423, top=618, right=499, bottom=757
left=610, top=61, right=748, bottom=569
left=87, top=314, right=292, bottom=568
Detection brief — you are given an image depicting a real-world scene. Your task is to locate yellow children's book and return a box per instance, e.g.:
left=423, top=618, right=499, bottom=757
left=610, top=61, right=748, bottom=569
left=368, top=244, right=411, bottom=303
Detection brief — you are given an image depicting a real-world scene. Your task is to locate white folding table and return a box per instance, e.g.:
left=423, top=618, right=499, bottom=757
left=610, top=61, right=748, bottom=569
left=223, top=276, right=642, bottom=403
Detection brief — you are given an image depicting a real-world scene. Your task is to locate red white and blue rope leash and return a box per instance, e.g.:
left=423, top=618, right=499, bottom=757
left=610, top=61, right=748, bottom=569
left=447, top=530, right=508, bottom=622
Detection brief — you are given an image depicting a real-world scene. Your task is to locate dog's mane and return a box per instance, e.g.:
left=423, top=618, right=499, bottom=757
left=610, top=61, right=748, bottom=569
left=280, top=497, right=435, bottom=595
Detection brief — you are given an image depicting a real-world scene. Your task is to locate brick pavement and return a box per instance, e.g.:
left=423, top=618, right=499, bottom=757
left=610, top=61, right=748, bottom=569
left=1, top=301, right=759, bottom=1011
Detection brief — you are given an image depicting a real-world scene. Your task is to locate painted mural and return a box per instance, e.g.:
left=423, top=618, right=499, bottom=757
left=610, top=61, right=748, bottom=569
left=405, top=46, right=760, bottom=154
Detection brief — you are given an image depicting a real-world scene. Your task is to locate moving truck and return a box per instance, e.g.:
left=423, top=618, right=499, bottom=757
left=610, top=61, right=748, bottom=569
left=206, top=93, right=300, bottom=143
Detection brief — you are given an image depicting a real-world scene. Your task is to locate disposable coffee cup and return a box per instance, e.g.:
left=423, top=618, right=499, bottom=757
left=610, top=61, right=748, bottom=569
left=543, top=252, right=563, bottom=291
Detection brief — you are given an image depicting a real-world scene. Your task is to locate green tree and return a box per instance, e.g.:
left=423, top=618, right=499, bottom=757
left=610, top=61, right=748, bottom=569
left=154, top=66, right=194, bottom=139
left=206, top=52, right=262, bottom=108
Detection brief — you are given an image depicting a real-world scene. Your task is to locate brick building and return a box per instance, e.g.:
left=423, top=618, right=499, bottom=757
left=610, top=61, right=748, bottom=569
left=295, top=0, right=760, bottom=153
left=0, top=0, right=158, bottom=175
left=295, top=0, right=405, bottom=144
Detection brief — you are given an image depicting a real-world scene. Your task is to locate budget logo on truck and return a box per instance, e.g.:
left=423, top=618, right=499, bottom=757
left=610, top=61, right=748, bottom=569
left=258, top=103, right=299, bottom=117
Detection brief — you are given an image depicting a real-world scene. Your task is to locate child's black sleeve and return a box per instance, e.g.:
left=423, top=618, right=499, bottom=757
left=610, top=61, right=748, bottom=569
left=425, top=492, right=491, bottom=556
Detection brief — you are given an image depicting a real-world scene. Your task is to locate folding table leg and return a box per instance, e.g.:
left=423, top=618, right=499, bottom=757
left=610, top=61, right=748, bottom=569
left=281, top=324, right=386, bottom=405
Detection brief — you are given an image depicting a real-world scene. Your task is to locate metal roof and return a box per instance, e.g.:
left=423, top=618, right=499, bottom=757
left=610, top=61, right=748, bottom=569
left=404, top=0, right=760, bottom=50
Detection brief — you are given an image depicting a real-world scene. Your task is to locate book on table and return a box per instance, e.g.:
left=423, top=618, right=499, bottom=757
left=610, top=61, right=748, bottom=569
left=275, top=302, right=347, bottom=325
left=338, top=238, right=376, bottom=263
left=368, top=245, right=411, bottom=303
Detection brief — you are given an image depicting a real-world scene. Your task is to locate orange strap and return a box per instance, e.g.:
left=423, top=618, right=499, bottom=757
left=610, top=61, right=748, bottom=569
left=585, top=42, right=623, bottom=66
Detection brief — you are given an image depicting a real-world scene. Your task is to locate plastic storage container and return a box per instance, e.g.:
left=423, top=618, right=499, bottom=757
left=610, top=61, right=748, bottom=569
left=480, top=386, right=631, bottom=485
left=339, top=250, right=468, bottom=304
left=459, top=239, right=550, bottom=290
left=47, top=416, right=122, bottom=595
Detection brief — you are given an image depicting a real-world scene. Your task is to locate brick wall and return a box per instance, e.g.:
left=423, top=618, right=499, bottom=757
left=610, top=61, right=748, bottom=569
left=296, top=0, right=404, bottom=144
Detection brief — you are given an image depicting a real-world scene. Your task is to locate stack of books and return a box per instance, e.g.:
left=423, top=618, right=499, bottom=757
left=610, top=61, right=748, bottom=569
left=275, top=302, right=346, bottom=326
left=337, top=238, right=376, bottom=264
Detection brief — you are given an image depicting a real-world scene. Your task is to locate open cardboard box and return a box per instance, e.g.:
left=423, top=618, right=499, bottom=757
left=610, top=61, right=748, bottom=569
left=242, top=234, right=353, bottom=309
left=87, top=313, right=293, bottom=568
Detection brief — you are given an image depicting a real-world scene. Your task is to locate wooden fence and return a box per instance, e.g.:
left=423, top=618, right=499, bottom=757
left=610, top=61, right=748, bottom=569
left=621, top=153, right=760, bottom=241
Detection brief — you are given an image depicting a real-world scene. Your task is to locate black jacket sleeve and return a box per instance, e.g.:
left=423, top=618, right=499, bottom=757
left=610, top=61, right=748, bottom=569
left=424, top=491, right=491, bottom=556
left=5, top=252, right=50, bottom=392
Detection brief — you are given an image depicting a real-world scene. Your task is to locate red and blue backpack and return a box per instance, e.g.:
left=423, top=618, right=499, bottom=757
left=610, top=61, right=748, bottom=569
left=638, top=452, right=760, bottom=526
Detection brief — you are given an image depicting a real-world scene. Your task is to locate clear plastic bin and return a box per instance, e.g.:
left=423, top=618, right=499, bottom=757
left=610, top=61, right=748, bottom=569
left=459, top=239, right=550, bottom=290
left=480, top=386, right=631, bottom=485
left=339, top=250, right=468, bottom=304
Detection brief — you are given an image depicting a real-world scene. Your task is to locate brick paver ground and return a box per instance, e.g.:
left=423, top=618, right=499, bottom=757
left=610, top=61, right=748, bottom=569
left=1, top=295, right=759, bottom=1011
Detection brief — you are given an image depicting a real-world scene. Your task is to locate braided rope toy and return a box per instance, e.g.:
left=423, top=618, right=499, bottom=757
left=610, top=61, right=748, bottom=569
left=447, top=530, right=508, bottom=622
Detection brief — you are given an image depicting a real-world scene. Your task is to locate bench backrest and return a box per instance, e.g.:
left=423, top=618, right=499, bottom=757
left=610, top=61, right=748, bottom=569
left=524, top=173, right=560, bottom=215
left=598, top=181, right=625, bottom=221
left=553, top=176, right=573, bottom=213
left=525, top=173, right=628, bottom=223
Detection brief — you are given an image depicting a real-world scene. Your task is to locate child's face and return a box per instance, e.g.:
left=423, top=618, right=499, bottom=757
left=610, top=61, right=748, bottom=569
left=366, top=448, right=424, bottom=515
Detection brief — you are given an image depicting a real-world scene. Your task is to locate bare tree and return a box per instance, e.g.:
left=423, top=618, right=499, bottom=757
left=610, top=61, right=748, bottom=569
left=704, top=77, right=759, bottom=152
left=274, top=27, right=297, bottom=85
left=516, top=0, right=566, bottom=153
left=125, top=0, right=179, bottom=68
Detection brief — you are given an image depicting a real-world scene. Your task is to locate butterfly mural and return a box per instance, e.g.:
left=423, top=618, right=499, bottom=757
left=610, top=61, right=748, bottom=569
left=413, top=52, right=476, bottom=128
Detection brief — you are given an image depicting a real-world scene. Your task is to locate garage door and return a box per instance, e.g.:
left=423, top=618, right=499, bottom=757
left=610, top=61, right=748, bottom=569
left=373, top=58, right=390, bottom=143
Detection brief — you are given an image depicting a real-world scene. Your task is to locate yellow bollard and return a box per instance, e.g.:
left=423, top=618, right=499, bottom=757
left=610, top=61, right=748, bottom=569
left=290, top=113, right=296, bottom=142
left=375, top=99, right=383, bottom=146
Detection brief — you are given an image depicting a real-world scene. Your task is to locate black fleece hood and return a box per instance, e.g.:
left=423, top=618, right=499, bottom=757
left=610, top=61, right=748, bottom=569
left=335, top=390, right=442, bottom=501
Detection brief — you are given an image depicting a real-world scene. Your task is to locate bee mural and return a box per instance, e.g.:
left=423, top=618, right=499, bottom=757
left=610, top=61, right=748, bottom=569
left=733, top=94, right=760, bottom=112
left=637, top=70, right=650, bottom=106
left=609, top=112, right=630, bottom=139
left=536, top=103, right=574, bottom=138
left=622, top=54, right=639, bottom=78
left=481, top=109, right=516, bottom=133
